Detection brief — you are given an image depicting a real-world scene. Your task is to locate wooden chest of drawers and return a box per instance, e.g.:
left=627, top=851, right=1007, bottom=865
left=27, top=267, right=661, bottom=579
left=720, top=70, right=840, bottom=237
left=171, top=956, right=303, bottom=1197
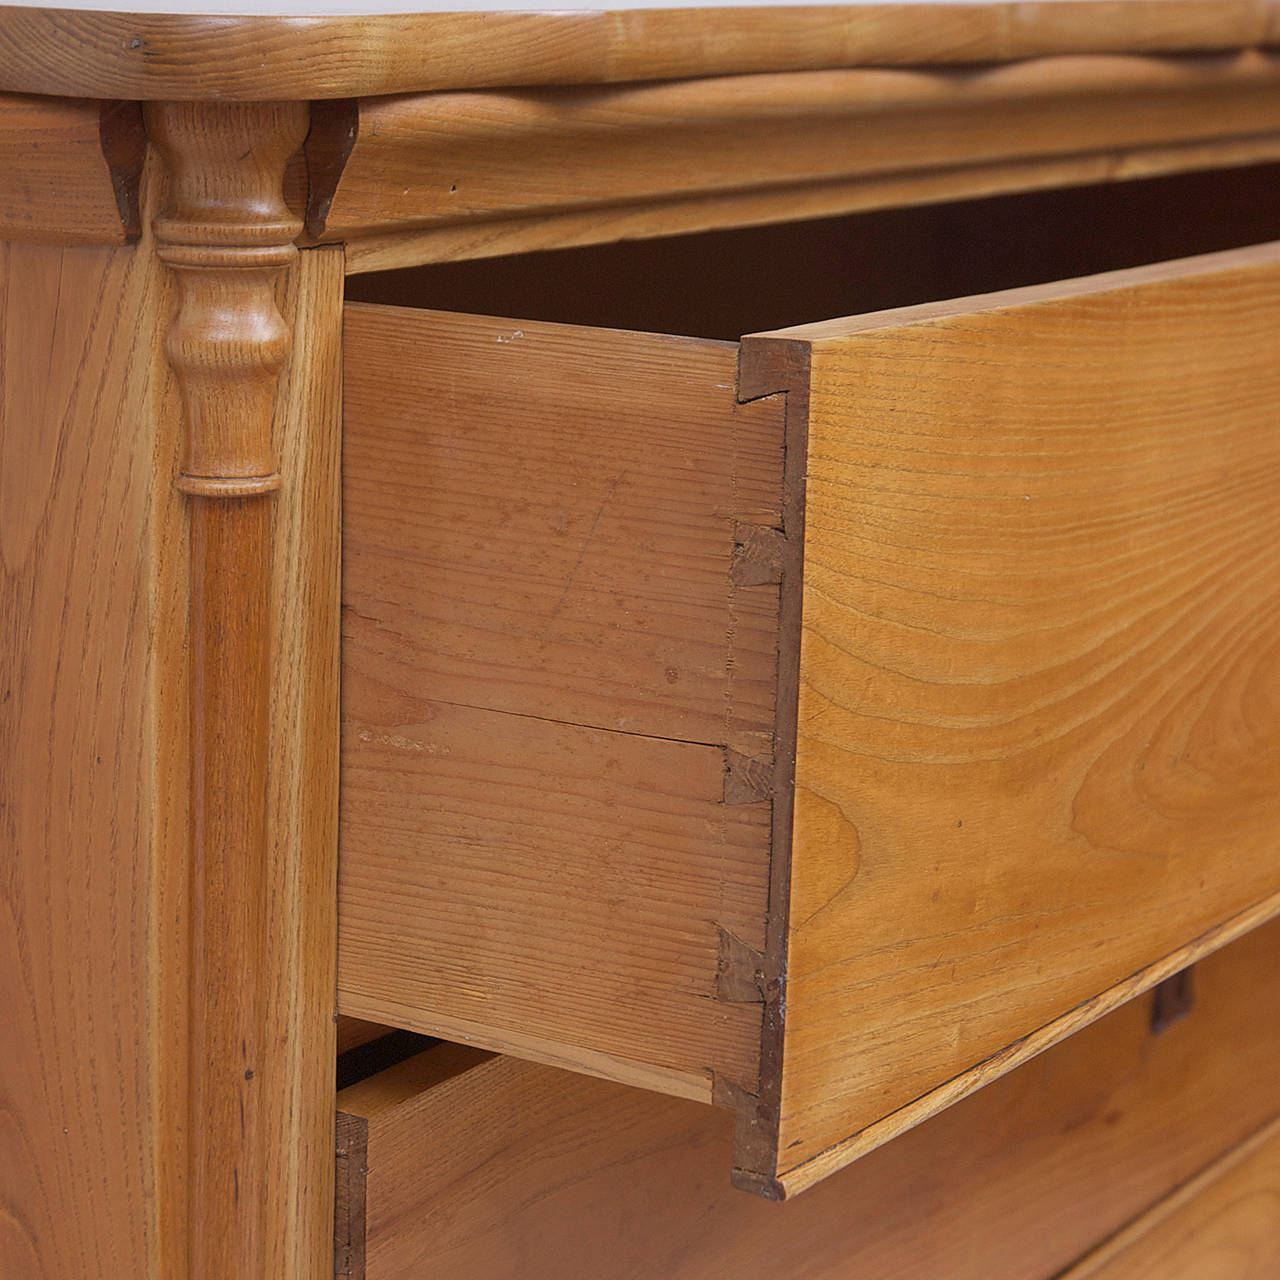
left=4, top=3, right=1280, bottom=1277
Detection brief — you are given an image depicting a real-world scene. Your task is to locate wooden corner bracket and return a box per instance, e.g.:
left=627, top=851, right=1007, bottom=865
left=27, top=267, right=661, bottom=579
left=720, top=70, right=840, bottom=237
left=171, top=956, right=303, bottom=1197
left=144, top=100, right=310, bottom=1277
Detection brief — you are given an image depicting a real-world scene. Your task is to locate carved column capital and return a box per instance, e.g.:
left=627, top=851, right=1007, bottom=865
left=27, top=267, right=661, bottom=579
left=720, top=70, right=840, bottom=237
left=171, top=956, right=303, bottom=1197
left=144, top=101, right=308, bottom=497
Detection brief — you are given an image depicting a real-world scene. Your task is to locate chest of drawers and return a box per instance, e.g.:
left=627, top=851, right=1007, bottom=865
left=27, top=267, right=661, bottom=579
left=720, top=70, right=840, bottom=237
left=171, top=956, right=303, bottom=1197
left=4, top=3, right=1280, bottom=1276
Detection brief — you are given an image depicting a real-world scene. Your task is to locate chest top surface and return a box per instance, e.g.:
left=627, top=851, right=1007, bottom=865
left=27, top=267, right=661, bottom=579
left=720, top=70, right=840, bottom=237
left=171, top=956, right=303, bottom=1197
left=0, top=0, right=1276, bottom=99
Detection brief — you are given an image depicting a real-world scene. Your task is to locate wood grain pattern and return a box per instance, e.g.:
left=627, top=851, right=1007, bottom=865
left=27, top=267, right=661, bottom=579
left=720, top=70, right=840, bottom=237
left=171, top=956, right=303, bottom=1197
left=0, top=3, right=1277, bottom=100
left=343, top=131, right=1280, bottom=275
left=339, top=305, right=785, bottom=1100
left=739, top=240, right=1280, bottom=1192
left=324, top=53, right=1280, bottom=270
left=0, top=226, right=340, bottom=1280
left=335, top=918, right=1280, bottom=1280
left=342, top=240, right=1280, bottom=1196
left=258, top=243, right=344, bottom=1280
left=1063, top=1115, right=1280, bottom=1279
left=0, top=240, right=173, bottom=1278
left=145, top=101, right=308, bottom=496
left=337, top=1017, right=394, bottom=1056
left=143, top=104, right=342, bottom=1280
left=343, top=165, right=1280, bottom=339
left=147, top=102, right=309, bottom=1278
left=339, top=678, right=771, bottom=1102
left=0, top=93, right=138, bottom=245
left=342, top=305, right=782, bottom=744
left=334, top=1110, right=367, bottom=1280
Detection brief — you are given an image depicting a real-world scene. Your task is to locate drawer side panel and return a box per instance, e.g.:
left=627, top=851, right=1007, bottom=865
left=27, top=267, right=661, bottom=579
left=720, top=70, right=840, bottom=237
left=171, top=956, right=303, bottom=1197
left=339, top=305, right=784, bottom=1098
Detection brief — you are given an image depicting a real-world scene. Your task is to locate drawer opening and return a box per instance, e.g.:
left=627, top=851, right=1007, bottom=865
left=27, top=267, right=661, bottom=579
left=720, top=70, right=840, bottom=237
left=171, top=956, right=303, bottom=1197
left=336, top=1028, right=438, bottom=1092
left=344, top=162, right=1280, bottom=340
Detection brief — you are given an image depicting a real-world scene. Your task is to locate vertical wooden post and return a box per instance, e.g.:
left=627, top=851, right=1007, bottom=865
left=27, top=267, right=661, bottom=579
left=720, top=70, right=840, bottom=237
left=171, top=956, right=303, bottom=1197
left=144, top=100, right=317, bottom=1279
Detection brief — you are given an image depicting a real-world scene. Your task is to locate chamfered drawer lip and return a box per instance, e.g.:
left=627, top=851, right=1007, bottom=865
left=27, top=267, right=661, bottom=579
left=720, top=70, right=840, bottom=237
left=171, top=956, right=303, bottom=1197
left=337, top=239, right=1280, bottom=1198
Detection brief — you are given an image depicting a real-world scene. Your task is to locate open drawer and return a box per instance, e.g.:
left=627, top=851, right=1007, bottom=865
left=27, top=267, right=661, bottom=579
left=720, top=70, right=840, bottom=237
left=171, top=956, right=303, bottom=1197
left=338, top=240, right=1280, bottom=1197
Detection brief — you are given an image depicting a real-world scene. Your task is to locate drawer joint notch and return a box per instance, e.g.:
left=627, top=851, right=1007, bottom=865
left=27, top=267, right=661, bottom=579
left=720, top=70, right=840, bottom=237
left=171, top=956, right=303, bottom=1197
left=716, top=925, right=776, bottom=1004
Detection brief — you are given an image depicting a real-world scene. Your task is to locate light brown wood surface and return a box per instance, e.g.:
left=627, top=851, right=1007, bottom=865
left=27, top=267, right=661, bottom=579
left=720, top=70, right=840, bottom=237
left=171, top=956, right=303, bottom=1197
left=1063, top=1115, right=1280, bottom=1279
left=342, top=134, right=1280, bottom=274
left=335, top=919, right=1280, bottom=1280
left=258, top=242, right=344, bottom=1280
left=1, top=116, right=341, bottom=1279
left=740, top=240, right=1280, bottom=1191
left=340, top=236, right=1280, bottom=1197
left=1, top=3, right=1278, bottom=100
left=0, top=94, right=139, bottom=244
left=342, top=165, right=1280, bottom=342
left=149, top=156, right=343, bottom=1276
left=339, top=304, right=782, bottom=1098
left=324, top=53, right=1280, bottom=272
left=337, top=1017, right=395, bottom=1056
left=10, top=4, right=1279, bottom=1267
left=341, top=240, right=1280, bottom=1196
left=341, top=304, right=782, bottom=744
left=146, top=102, right=338, bottom=1280
left=339, top=693, right=769, bottom=1099
left=0, top=238, right=172, bottom=1280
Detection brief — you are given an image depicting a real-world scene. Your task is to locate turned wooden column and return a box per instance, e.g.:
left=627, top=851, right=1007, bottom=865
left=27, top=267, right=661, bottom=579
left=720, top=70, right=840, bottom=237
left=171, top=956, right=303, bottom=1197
left=145, top=100, right=313, bottom=1279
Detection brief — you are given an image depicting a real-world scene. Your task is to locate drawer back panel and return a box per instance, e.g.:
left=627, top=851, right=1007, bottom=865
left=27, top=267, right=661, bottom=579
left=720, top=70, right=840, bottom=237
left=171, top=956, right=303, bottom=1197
left=338, top=303, right=784, bottom=1099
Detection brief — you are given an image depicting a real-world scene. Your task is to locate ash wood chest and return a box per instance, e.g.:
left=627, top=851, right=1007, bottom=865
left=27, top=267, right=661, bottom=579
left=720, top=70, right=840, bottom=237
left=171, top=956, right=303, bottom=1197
left=3, top=3, right=1280, bottom=1277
